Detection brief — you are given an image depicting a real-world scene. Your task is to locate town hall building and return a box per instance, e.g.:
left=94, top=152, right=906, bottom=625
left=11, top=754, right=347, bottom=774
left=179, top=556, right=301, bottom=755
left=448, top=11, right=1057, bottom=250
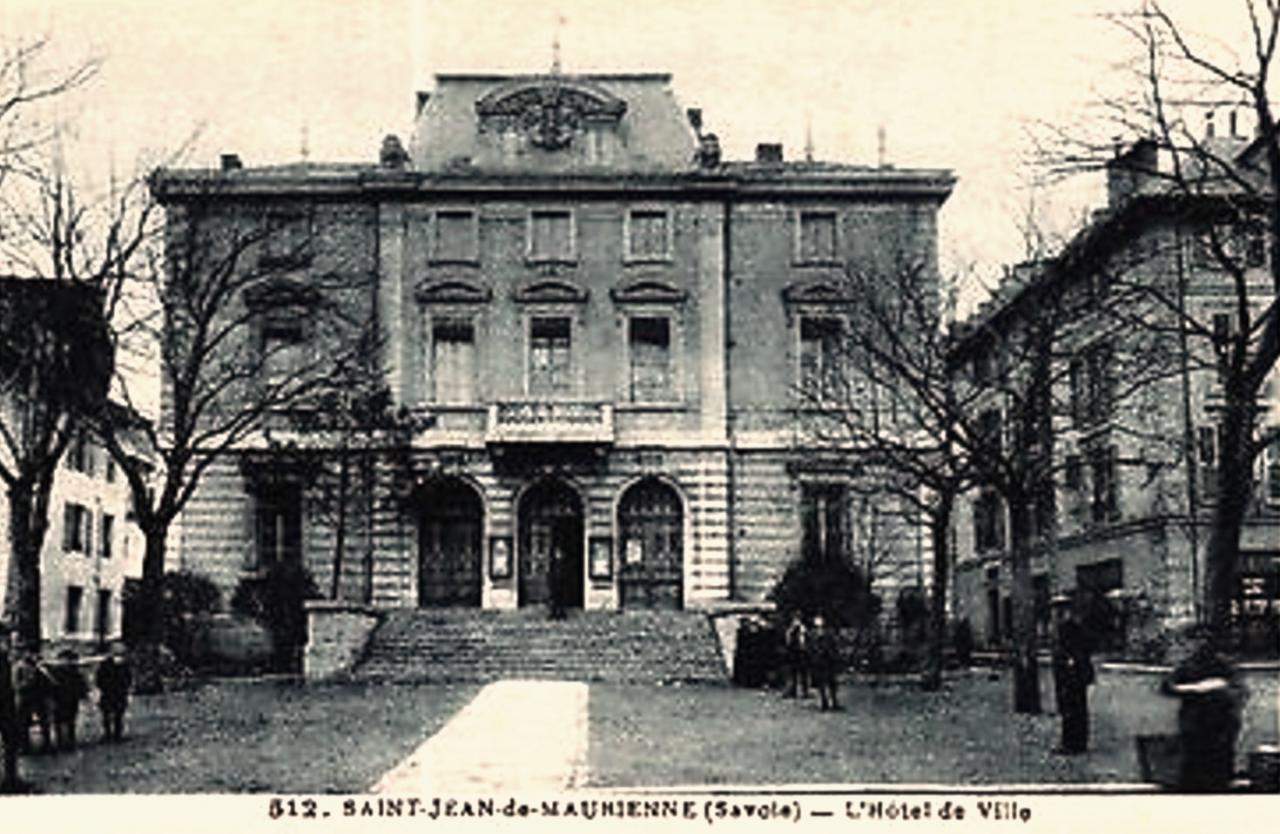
left=151, top=72, right=954, bottom=619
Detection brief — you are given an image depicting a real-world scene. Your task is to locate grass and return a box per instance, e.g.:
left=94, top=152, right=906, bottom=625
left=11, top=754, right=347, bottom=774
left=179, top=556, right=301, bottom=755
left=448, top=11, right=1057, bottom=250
left=588, top=668, right=1280, bottom=787
left=10, top=666, right=1276, bottom=792
left=15, top=678, right=479, bottom=794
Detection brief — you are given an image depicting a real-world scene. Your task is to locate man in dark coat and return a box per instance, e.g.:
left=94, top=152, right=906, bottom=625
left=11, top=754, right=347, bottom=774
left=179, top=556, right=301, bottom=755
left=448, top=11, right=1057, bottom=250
left=50, top=649, right=88, bottom=751
left=95, top=642, right=133, bottom=742
left=547, top=547, right=565, bottom=620
left=783, top=612, right=809, bottom=698
left=809, top=615, right=842, bottom=711
left=1051, top=597, right=1094, bottom=754
left=1161, top=631, right=1244, bottom=792
left=12, top=645, right=54, bottom=754
left=0, top=624, right=22, bottom=792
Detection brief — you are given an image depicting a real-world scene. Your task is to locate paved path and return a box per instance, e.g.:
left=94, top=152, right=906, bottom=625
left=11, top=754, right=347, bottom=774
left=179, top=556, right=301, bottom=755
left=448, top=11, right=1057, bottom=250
left=372, top=679, right=590, bottom=793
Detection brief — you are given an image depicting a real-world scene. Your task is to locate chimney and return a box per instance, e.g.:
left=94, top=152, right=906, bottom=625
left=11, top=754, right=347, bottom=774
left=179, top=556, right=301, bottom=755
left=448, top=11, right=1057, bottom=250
left=697, top=133, right=721, bottom=168
left=1105, top=137, right=1157, bottom=208
left=755, top=142, right=784, bottom=164
left=380, top=134, right=410, bottom=170
left=220, top=153, right=242, bottom=172
left=686, top=108, right=703, bottom=136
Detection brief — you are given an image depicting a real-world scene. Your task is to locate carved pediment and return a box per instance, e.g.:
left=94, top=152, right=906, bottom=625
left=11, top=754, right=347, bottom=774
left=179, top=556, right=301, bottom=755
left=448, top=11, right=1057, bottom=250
left=475, top=78, right=627, bottom=151
left=781, top=280, right=853, bottom=305
left=513, top=279, right=589, bottom=304
left=414, top=279, right=493, bottom=304
left=244, top=276, right=320, bottom=311
left=610, top=280, right=687, bottom=304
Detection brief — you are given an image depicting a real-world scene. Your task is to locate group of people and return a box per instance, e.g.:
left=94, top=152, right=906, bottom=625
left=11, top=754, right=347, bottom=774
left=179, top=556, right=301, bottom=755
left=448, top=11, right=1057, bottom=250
left=1, top=623, right=133, bottom=793
left=782, top=612, right=842, bottom=711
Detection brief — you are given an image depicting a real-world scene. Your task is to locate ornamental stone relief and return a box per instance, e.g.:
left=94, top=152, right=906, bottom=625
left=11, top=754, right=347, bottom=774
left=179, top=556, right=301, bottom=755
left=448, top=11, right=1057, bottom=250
left=476, top=81, right=627, bottom=151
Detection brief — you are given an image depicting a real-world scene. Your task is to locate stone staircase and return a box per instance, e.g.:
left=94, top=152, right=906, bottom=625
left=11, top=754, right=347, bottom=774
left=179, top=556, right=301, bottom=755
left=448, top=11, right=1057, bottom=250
left=351, top=608, right=728, bottom=685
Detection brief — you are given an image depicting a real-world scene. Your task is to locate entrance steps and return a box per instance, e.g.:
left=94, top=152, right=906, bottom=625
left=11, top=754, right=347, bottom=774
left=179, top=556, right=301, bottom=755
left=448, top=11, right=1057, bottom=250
left=351, top=608, right=728, bottom=685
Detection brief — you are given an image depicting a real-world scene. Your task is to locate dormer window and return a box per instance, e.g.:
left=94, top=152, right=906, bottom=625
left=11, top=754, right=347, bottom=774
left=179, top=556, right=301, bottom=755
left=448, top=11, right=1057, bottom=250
left=795, top=210, right=840, bottom=265
left=625, top=209, right=672, bottom=262
left=431, top=209, right=479, bottom=264
left=527, top=209, right=575, bottom=263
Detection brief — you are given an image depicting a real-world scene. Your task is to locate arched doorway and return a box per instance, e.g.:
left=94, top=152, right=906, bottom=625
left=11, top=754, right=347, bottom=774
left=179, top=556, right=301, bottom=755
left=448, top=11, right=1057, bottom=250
left=417, top=478, right=483, bottom=607
left=518, top=479, right=584, bottom=609
left=618, top=478, right=683, bottom=609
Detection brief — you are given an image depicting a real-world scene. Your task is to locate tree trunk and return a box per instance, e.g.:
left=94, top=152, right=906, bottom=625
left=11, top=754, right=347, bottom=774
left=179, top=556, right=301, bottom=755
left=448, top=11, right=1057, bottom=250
left=330, top=450, right=350, bottom=600
left=922, top=493, right=954, bottom=692
left=133, top=524, right=170, bottom=693
left=1008, top=496, right=1042, bottom=714
left=1203, top=393, right=1253, bottom=643
left=5, top=483, right=42, bottom=648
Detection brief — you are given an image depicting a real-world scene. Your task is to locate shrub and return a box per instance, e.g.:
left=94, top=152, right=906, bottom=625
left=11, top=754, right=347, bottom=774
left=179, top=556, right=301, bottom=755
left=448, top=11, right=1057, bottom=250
left=768, top=557, right=878, bottom=630
left=161, top=570, right=221, bottom=667
left=231, top=561, right=320, bottom=672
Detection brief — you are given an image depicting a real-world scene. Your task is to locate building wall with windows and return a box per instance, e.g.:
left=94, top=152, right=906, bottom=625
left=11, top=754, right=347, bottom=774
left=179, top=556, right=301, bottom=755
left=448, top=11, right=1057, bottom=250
left=951, top=139, right=1280, bottom=653
left=154, top=72, right=953, bottom=616
left=0, top=428, right=143, bottom=645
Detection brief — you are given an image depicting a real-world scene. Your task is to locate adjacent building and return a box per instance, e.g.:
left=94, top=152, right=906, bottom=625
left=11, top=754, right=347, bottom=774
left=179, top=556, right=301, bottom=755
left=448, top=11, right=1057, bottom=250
left=951, top=136, right=1280, bottom=655
left=0, top=277, right=144, bottom=646
left=151, top=72, right=954, bottom=617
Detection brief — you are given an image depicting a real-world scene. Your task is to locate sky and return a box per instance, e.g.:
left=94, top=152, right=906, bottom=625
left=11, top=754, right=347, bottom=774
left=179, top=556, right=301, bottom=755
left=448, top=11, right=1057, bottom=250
left=2, top=0, right=1236, bottom=307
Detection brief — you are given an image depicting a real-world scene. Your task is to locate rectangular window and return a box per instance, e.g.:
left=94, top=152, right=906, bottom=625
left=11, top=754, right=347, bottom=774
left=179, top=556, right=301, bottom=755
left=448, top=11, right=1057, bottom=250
left=1069, top=357, right=1085, bottom=427
left=797, top=211, right=839, bottom=263
left=66, top=431, right=92, bottom=475
left=430, top=317, right=476, bottom=404
left=64, top=586, right=83, bottom=635
left=62, top=503, right=90, bottom=553
left=432, top=209, right=478, bottom=263
left=801, top=483, right=847, bottom=563
left=260, top=209, right=313, bottom=267
left=1089, top=445, right=1119, bottom=522
left=974, top=489, right=1005, bottom=552
left=799, top=316, right=843, bottom=401
left=628, top=316, right=674, bottom=403
left=1065, top=454, right=1084, bottom=491
left=1199, top=424, right=1221, bottom=502
left=1266, top=438, right=1280, bottom=505
left=977, top=409, right=1003, bottom=459
left=528, top=210, right=574, bottom=262
left=96, top=589, right=112, bottom=641
left=254, top=482, right=303, bottom=569
left=1085, top=344, right=1114, bottom=425
left=528, top=316, right=572, bottom=396
left=626, top=210, right=670, bottom=261
left=261, top=317, right=308, bottom=390
left=106, top=456, right=116, bottom=483
left=101, top=513, right=115, bottom=560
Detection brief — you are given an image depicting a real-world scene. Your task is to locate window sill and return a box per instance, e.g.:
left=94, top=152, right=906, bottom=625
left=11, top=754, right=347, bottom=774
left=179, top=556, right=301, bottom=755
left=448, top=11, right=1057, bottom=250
left=427, top=257, right=480, bottom=267
left=791, top=258, right=845, bottom=268
left=525, top=256, right=578, bottom=267
left=623, top=255, right=674, bottom=266
left=616, top=401, right=686, bottom=413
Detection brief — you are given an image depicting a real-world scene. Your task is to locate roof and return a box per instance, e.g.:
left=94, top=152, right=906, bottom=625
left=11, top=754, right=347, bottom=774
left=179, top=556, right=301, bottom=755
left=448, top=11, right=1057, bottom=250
left=410, top=73, right=695, bottom=175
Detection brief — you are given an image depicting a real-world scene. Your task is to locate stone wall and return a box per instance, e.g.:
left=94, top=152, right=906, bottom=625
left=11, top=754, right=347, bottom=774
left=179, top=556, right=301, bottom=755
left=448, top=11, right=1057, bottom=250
left=303, top=600, right=382, bottom=681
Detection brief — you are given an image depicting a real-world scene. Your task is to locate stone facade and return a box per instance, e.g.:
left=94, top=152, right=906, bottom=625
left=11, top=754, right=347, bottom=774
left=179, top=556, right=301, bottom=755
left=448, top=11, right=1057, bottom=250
left=951, top=139, right=1280, bottom=654
left=152, top=72, right=953, bottom=617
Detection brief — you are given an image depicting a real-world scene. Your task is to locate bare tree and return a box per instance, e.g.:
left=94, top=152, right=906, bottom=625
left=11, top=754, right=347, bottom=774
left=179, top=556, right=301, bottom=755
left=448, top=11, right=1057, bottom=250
left=796, top=245, right=980, bottom=693
left=1036, top=0, right=1280, bottom=641
left=86, top=179, right=379, bottom=687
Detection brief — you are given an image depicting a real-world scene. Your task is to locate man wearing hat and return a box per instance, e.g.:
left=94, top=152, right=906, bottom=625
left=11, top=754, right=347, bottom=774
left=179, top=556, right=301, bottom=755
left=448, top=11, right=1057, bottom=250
left=1051, top=594, right=1094, bottom=754
left=0, top=623, right=22, bottom=792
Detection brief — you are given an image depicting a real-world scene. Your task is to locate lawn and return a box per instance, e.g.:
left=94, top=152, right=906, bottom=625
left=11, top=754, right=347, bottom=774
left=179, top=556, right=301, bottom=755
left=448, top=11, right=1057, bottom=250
left=10, top=666, right=1276, bottom=793
left=15, top=679, right=479, bottom=794
left=587, top=667, right=1280, bottom=787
